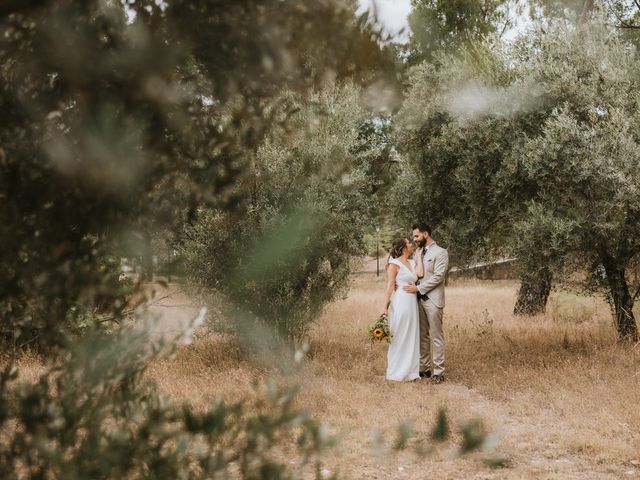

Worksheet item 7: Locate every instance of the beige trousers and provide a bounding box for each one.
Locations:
[419,298,444,376]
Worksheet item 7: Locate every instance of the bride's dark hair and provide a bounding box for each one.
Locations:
[389,237,408,259]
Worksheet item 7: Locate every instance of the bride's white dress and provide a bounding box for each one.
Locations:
[386,258,421,381]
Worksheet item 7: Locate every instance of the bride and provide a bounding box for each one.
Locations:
[380,238,421,382]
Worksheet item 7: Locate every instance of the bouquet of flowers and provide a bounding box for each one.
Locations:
[368,314,392,343]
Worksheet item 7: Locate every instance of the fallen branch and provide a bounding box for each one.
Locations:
[97,289,184,324]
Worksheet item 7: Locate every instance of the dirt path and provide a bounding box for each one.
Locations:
[443,384,635,479]
[310,378,637,479]
[136,282,200,340]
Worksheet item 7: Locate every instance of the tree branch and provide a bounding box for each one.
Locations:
[605,0,640,29]
[498,18,511,39]
[97,288,184,324]
[617,22,640,29]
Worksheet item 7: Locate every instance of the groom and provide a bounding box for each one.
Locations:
[403,223,449,384]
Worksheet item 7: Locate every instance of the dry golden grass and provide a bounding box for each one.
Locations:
[7,270,640,479]
[2,350,47,383]
[145,273,640,479]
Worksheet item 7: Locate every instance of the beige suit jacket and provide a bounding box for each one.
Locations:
[417,242,449,309]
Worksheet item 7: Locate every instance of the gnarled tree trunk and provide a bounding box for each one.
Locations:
[514,267,552,316]
[141,230,153,282]
[602,260,638,342]
[579,0,595,25]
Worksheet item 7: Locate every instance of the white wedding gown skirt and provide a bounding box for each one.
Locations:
[386,259,421,382]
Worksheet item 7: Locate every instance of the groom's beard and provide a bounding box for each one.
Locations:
[416,239,426,248]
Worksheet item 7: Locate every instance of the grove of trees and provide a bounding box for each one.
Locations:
[1,0,640,476]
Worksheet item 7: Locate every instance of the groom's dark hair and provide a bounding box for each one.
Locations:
[412,222,431,235]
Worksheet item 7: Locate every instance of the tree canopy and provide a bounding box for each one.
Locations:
[406,0,511,65]
[394,17,640,339]
[0,0,393,350]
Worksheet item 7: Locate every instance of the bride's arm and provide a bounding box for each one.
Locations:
[381,264,399,317]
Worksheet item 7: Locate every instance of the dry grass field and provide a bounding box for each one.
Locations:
[144,262,640,479]
[9,262,640,479]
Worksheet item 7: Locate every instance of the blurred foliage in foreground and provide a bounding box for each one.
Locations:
[0,316,338,479]
[0,0,397,351]
[0,0,404,477]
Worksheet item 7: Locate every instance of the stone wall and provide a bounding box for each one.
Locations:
[447,258,518,281]
[447,259,640,285]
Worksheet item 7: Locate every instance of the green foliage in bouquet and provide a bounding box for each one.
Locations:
[368,314,392,343]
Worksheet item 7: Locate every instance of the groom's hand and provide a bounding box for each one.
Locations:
[403,283,418,293]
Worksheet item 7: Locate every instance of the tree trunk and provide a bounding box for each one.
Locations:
[602,261,638,342]
[141,230,153,282]
[514,267,552,316]
[579,0,595,25]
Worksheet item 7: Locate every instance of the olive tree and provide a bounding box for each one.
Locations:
[395,18,640,339]
[405,0,513,66]
[515,20,640,340]
[393,43,563,313]
[391,43,533,267]
[179,84,394,340]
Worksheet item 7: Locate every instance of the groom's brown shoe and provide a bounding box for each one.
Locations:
[431,375,444,384]
[419,370,431,378]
